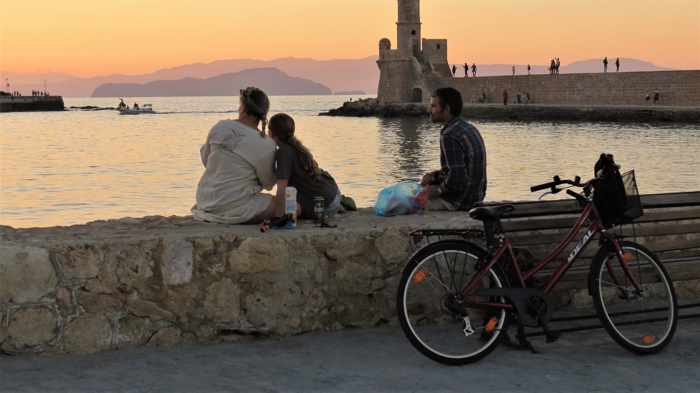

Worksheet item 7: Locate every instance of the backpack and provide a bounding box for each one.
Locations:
[593,153,641,227]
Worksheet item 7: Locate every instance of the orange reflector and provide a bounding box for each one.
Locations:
[642,335,656,345]
[623,252,635,263]
[413,270,428,284]
[485,317,498,333]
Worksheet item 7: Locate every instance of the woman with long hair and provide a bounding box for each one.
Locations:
[192,87,278,224]
[268,113,341,219]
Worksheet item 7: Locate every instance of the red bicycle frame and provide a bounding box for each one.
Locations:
[462,201,642,310]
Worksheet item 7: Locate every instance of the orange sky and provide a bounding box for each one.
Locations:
[1,0,699,76]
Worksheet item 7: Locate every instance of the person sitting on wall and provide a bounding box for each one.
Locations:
[192,87,278,224]
[268,113,342,219]
[420,87,487,211]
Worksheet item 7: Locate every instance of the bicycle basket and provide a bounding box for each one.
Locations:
[593,169,643,227]
[621,170,643,222]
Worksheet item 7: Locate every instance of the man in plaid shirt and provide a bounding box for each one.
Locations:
[421,87,487,210]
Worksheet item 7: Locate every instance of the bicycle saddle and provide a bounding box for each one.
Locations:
[468,204,515,221]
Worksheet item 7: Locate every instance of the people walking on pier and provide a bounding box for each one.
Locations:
[527,64,531,75]
[555,58,561,74]
[616,57,620,72]
[603,57,609,72]
[512,65,516,76]
[464,62,469,77]
[452,65,457,76]
[421,87,486,211]
[471,63,477,77]
[549,59,556,75]
[192,86,277,225]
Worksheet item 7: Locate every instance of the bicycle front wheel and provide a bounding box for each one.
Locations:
[396,240,509,365]
[592,240,678,354]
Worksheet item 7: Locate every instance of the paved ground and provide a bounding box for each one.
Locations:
[2,319,699,393]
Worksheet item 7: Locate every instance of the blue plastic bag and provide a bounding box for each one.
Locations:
[374,181,425,217]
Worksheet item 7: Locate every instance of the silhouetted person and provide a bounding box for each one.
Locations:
[452,65,457,76]
[471,63,477,77]
[512,65,516,76]
[555,58,561,74]
[616,57,620,72]
[653,91,660,103]
[527,64,531,75]
[603,57,609,72]
[464,62,469,77]
[503,90,509,105]
[550,59,556,75]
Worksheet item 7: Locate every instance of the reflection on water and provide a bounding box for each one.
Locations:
[1,96,699,228]
[377,117,440,183]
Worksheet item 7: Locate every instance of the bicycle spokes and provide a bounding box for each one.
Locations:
[401,249,507,360]
[597,246,675,349]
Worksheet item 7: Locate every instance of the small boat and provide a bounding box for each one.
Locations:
[119,104,155,115]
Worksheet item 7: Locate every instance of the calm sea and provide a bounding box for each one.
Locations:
[1,96,699,228]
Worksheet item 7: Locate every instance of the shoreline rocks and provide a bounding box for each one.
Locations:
[320,98,428,117]
[321,98,700,123]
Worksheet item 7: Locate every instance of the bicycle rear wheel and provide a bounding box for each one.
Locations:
[592,240,678,354]
[396,240,509,365]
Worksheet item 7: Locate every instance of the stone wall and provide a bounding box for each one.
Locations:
[1,210,698,355]
[442,70,700,106]
[0,213,452,355]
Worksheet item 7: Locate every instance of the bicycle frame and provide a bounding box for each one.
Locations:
[462,201,641,310]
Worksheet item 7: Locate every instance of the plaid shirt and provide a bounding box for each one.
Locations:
[431,117,487,209]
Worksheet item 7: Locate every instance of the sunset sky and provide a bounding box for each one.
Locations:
[1,0,699,76]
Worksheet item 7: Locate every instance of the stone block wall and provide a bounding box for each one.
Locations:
[1,210,698,355]
[444,70,700,106]
[0,214,434,355]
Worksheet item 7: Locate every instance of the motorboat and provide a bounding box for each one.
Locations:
[119,103,155,115]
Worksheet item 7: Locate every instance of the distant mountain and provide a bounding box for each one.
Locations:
[4,57,674,97]
[91,68,332,97]
[450,58,671,77]
[3,56,379,97]
[560,58,672,73]
[146,56,379,95]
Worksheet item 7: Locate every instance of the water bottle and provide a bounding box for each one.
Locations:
[313,196,325,224]
[285,187,298,229]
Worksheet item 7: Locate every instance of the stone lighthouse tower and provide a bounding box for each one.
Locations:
[397,0,421,57]
[377,0,425,104]
[377,0,450,104]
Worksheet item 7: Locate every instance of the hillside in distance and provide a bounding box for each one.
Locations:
[5,57,674,97]
[91,68,332,97]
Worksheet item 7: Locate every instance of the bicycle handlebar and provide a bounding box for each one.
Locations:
[530,175,583,193]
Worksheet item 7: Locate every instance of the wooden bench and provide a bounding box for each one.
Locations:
[412,191,700,329]
[499,191,700,327]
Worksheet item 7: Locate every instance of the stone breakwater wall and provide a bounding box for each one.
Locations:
[0,96,65,112]
[446,70,700,107]
[320,99,700,123]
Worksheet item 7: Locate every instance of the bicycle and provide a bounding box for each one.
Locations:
[396,172,679,365]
